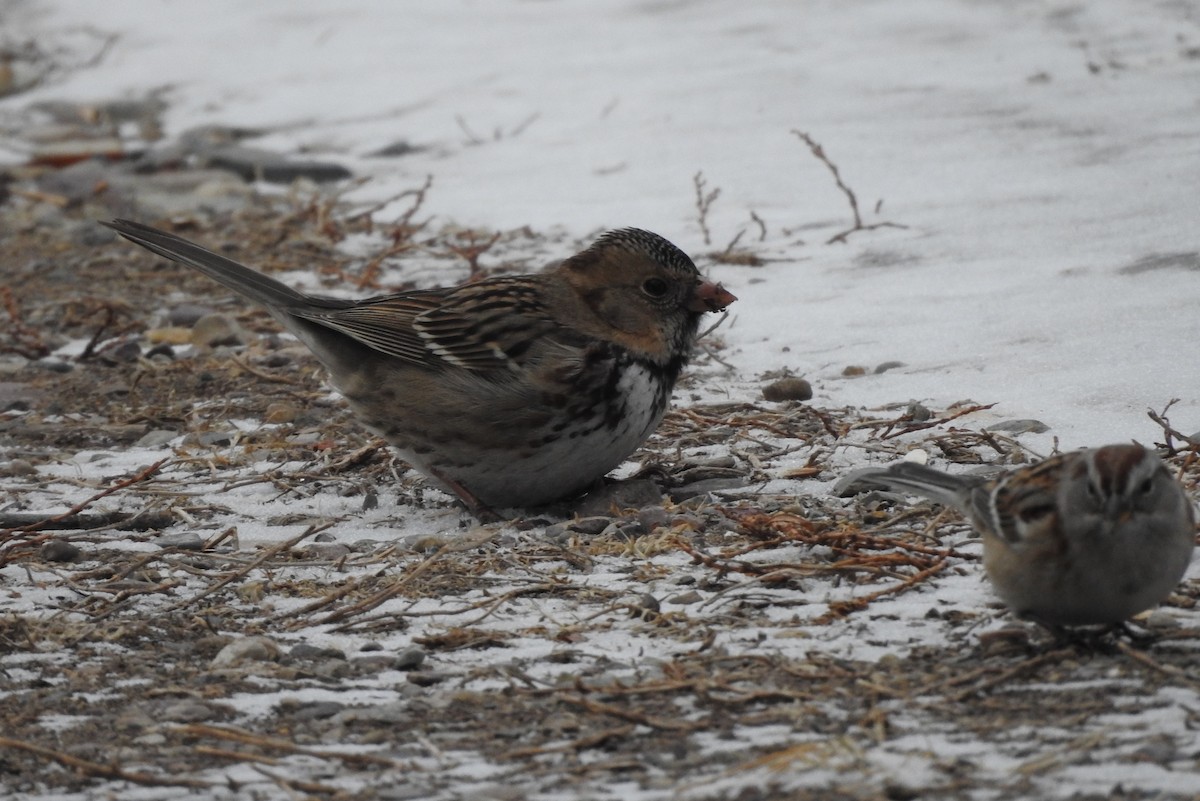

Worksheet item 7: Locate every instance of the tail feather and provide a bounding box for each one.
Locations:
[837,461,983,515]
[103,219,331,311]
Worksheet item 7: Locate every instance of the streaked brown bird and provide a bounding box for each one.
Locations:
[840,444,1196,626]
[104,220,736,517]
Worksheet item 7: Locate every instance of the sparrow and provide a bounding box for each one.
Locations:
[839,444,1196,626]
[103,219,736,517]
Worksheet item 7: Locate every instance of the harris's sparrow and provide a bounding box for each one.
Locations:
[840,444,1196,626]
[104,220,736,517]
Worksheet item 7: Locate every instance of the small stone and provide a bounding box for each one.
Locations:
[669,477,750,501]
[762,377,813,402]
[986,418,1050,434]
[99,340,142,363]
[168,303,216,327]
[156,532,204,550]
[39,540,81,562]
[906,402,932,422]
[196,430,234,447]
[0,381,40,411]
[842,365,867,377]
[204,144,352,184]
[570,517,617,537]
[313,658,352,679]
[353,654,399,672]
[636,506,670,533]
[264,402,298,423]
[298,542,352,560]
[574,479,663,516]
[190,313,244,349]
[331,701,410,725]
[289,643,346,661]
[394,646,427,671]
[1140,609,1180,629]
[144,327,193,346]
[874,361,905,374]
[369,140,428,158]
[160,700,215,723]
[290,701,345,721]
[0,459,37,477]
[211,636,281,668]
[884,781,919,801]
[666,590,703,605]
[135,429,177,448]
[406,671,447,687]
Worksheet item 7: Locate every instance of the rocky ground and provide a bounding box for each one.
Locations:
[2,99,1200,801]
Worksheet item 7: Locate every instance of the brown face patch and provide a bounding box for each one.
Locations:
[1090,443,1147,496]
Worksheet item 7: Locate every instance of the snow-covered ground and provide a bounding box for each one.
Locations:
[11,0,1200,446]
[3,1,1200,799]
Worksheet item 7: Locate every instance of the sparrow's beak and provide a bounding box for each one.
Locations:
[689,281,737,313]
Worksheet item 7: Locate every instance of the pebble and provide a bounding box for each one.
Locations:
[394,646,427,671]
[156,532,204,550]
[636,506,670,533]
[99,339,142,363]
[369,139,428,157]
[38,360,73,374]
[841,365,867,377]
[190,313,244,348]
[560,516,614,537]
[330,701,411,726]
[896,403,928,423]
[159,700,217,723]
[986,418,1050,434]
[668,477,749,501]
[195,430,234,447]
[298,542,352,560]
[210,636,281,668]
[0,459,37,477]
[1140,609,1180,630]
[144,327,193,346]
[636,593,660,613]
[135,429,177,448]
[39,540,81,562]
[574,479,663,516]
[264,402,298,423]
[313,658,352,679]
[353,654,399,673]
[666,590,703,605]
[203,144,352,184]
[0,381,40,411]
[290,701,345,721]
[168,303,217,327]
[762,376,813,402]
[289,643,346,661]
[874,361,905,374]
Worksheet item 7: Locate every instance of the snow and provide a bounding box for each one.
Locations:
[9,0,1200,450]
[3,0,1200,799]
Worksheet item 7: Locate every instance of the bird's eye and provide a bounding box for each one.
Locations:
[642,277,670,298]
[1137,477,1155,496]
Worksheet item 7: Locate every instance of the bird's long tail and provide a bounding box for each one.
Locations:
[103,219,319,311]
[836,461,981,515]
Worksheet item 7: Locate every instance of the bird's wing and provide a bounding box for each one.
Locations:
[297,280,563,371]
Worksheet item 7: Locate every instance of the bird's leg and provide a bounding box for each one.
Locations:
[430,468,504,523]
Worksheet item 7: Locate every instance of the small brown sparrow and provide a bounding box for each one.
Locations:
[840,444,1196,626]
[104,220,735,517]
